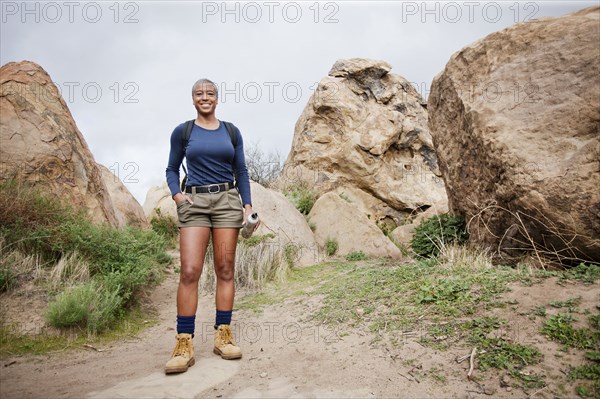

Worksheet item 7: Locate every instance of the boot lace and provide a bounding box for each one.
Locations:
[219,326,235,345]
[172,336,191,357]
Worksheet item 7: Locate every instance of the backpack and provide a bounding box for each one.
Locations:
[180,119,239,192]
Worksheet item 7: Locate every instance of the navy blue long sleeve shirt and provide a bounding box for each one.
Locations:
[165,121,252,206]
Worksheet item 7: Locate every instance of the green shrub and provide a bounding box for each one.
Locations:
[46,281,123,333]
[411,213,469,258]
[284,243,299,268]
[346,251,367,261]
[1,179,169,333]
[284,185,316,215]
[150,208,179,246]
[325,238,338,256]
[0,268,17,292]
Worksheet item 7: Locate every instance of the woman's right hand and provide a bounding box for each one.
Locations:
[173,192,193,206]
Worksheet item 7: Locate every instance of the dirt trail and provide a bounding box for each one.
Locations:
[1,258,598,399]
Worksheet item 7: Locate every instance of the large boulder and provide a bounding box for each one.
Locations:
[428,7,600,263]
[308,192,402,259]
[281,58,447,225]
[98,164,149,228]
[251,182,319,267]
[143,182,177,221]
[331,185,403,226]
[0,61,118,226]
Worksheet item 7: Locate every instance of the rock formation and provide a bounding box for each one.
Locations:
[282,58,447,226]
[428,7,600,263]
[143,182,177,221]
[308,192,402,259]
[251,182,319,267]
[0,61,118,226]
[98,164,149,228]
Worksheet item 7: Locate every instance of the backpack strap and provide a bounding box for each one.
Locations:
[180,120,194,191]
[181,120,195,158]
[222,121,240,186]
[222,121,239,148]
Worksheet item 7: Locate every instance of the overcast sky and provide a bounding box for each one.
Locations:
[1,1,594,203]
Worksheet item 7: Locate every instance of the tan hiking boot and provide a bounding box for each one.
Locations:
[165,333,195,374]
[213,324,242,360]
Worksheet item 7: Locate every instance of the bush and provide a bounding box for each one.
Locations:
[0,268,17,293]
[284,243,299,268]
[346,251,367,261]
[150,208,179,247]
[283,185,317,215]
[411,213,469,258]
[45,281,123,333]
[1,178,170,332]
[325,238,338,256]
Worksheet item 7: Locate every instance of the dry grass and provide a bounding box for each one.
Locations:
[467,203,596,267]
[1,234,92,292]
[0,236,45,291]
[436,243,495,271]
[48,251,91,289]
[200,239,289,292]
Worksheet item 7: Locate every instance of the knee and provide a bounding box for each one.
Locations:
[215,261,234,283]
[179,265,201,285]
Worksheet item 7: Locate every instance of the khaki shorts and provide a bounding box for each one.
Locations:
[176,188,244,229]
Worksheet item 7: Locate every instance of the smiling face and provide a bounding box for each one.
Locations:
[192,80,218,116]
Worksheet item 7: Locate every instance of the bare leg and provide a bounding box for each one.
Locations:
[177,226,211,316]
[212,228,240,310]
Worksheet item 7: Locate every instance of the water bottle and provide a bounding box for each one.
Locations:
[241,213,259,239]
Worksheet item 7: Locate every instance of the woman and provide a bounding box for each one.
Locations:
[164,78,258,374]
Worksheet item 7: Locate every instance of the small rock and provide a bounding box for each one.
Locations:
[483,387,497,396]
[260,372,268,378]
[506,387,512,392]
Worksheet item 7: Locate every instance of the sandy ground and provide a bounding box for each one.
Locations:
[1,256,598,399]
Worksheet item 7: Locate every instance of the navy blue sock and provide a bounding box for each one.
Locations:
[177,315,196,336]
[214,309,232,329]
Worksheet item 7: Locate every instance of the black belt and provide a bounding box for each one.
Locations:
[184,182,236,194]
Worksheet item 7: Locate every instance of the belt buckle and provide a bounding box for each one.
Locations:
[207,184,221,194]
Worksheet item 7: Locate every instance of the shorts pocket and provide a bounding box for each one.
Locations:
[227,190,242,210]
[176,200,191,222]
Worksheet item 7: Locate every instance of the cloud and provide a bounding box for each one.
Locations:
[1,1,591,203]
